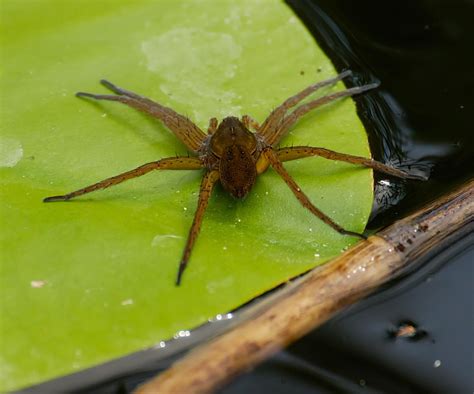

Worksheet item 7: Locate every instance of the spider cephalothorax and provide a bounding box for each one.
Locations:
[44,71,425,285]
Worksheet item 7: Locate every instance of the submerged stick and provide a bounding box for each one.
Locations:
[135,180,474,394]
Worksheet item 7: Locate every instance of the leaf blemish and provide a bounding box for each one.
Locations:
[0,137,23,168]
[152,234,183,247]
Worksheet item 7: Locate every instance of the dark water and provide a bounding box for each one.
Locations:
[21,1,473,393]
[289,0,473,228]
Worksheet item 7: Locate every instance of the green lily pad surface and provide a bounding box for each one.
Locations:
[0,0,373,390]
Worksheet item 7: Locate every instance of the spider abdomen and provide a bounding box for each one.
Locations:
[219,144,256,199]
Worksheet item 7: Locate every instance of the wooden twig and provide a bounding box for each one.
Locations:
[135,180,474,394]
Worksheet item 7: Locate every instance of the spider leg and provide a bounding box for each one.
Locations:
[43,157,203,202]
[267,83,378,146]
[241,115,260,131]
[259,70,353,140]
[208,117,218,135]
[176,170,220,285]
[263,148,366,239]
[100,79,148,100]
[77,81,207,152]
[255,152,271,174]
[277,146,427,180]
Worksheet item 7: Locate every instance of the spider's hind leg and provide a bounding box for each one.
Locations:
[276,146,427,181]
[263,148,367,240]
[43,157,203,202]
[176,170,220,285]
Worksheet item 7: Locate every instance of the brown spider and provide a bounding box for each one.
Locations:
[44,70,424,285]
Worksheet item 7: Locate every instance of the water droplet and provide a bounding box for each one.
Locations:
[121,299,134,306]
[154,341,166,349]
[174,330,191,339]
[433,360,441,368]
[30,280,46,288]
[314,253,320,258]
[209,312,234,323]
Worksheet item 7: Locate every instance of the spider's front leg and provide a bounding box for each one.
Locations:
[259,70,354,142]
[264,82,378,146]
[77,80,207,152]
[241,115,260,131]
[207,118,218,135]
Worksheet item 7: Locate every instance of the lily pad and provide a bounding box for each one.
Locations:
[0,0,373,390]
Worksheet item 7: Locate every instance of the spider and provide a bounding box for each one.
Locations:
[44,70,424,285]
